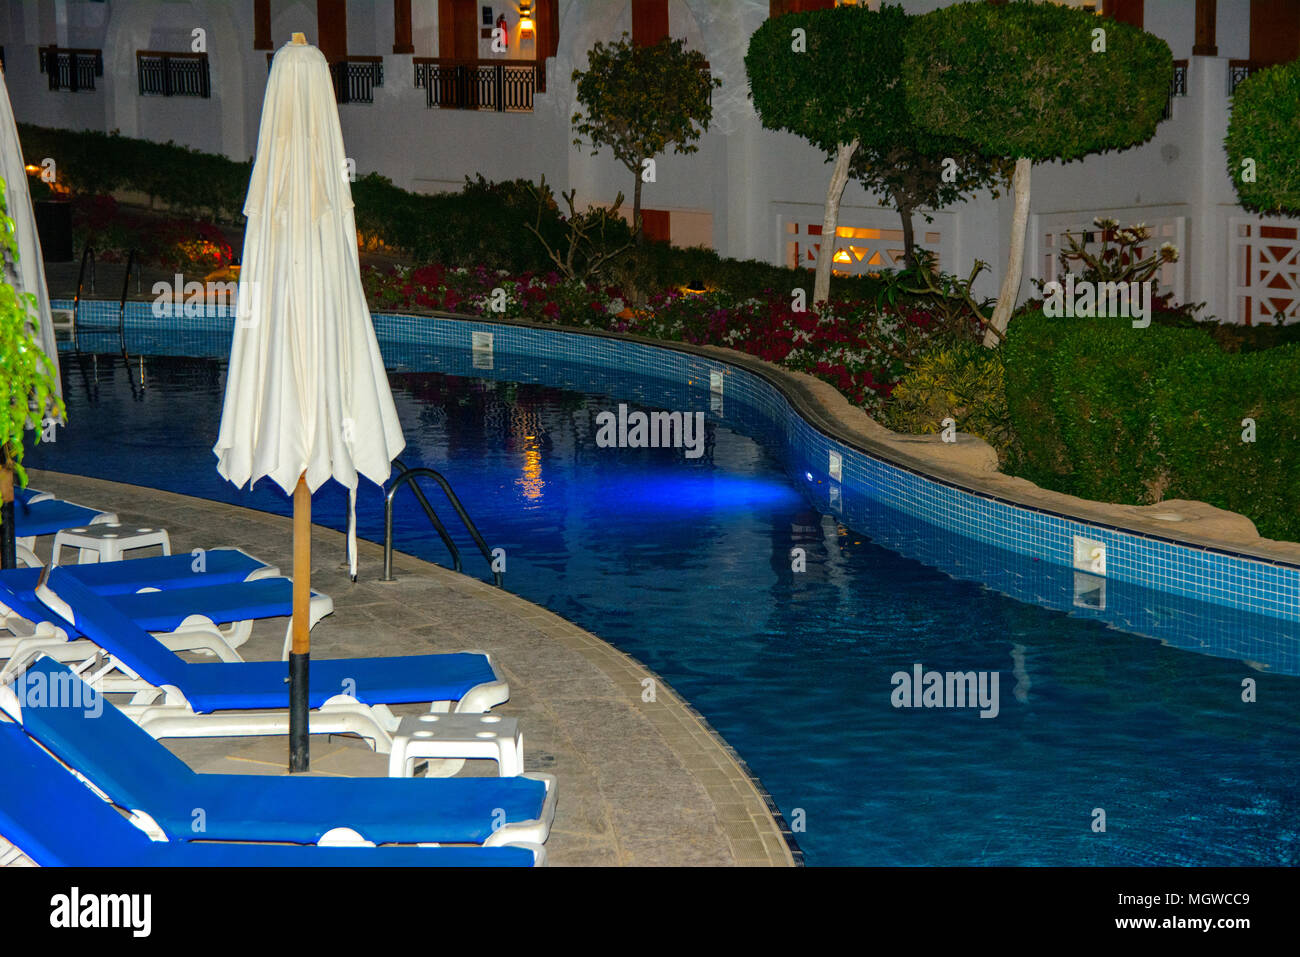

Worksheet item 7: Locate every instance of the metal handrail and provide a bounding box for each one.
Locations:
[382,460,502,586]
[113,248,140,363]
[72,245,94,352]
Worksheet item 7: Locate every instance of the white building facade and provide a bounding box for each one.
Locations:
[2,0,1295,325]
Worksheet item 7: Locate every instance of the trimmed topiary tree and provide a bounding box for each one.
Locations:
[903,1,1171,346]
[1225,58,1300,215]
[0,175,64,566]
[571,34,720,243]
[747,4,899,308]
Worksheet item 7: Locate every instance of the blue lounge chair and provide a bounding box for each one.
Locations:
[1,574,332,657]
[0,723,544,867]
[13,496,117,553]
[17,568,508,750]
[13,487,52,506]
[1,657,556,847]
[0,547,279,595]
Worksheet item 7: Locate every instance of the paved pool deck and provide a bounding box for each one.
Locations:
[24,469,798,867]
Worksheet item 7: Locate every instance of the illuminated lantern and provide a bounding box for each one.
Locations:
[519,2,535,39]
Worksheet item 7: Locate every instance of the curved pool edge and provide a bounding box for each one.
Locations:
[61,296,1300,623]
[413,308,1300,571]
[25,468,801,868]
[362,307,1300,625]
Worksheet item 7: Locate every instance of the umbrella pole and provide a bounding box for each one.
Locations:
[289,474,311,772]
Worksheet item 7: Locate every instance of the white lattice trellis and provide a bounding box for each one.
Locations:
[1033,213,1186,306]
[781,218,944,276]
[1229,217,1300,325]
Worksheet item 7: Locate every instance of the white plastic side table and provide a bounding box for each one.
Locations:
[387,712,522,778]
[51,524,172,566]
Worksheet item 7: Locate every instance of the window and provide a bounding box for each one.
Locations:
[39,47,103,92]
[137,51,211,98]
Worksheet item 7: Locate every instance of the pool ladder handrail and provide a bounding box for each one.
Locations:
[117,248,141,344]
[381,458,503,587]
[71,244,94,351]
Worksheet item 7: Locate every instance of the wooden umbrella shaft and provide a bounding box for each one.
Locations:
[292,476,311,656]
[289,474,311,772]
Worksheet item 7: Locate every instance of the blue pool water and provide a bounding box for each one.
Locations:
[28,338,1300,866]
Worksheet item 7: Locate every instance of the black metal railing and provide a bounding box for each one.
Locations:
[71,245,95,350]
[415,58,538,112]
[265,53,384,105]
[1229,59,1258,97]
[39,46,103,92]
[137,50,211,97]
[382,460,503,586]
[1163,59,1188,120]
[331,57,383,104]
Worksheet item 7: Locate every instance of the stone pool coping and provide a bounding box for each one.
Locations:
[55,296,1300,569]
[24,469,800,868]
[392,307,1300,571]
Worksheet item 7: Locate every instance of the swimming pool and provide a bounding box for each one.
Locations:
[29,326,1300,866]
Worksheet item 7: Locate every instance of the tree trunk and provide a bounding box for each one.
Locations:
[814,138,860,312]
[898,201,916,270]
[986,156,1033,348]
[0,451,15,571]
[633,160,644,245]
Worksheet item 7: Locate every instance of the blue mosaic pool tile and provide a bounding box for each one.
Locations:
[60,299,1300,626]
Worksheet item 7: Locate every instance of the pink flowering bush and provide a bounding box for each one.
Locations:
[362,263,981,413]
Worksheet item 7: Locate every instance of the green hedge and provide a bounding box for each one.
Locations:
[19,124,252,222]
[1004,309,1300,541]
[21,124,892,300]
[1153,344,1300,540]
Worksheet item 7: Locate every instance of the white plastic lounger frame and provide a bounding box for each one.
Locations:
[0,635,510,759]
[0,559,290,653]
[15,506,119,557]
[122,583,332,655]
[0,686,549,861]
[0,618,247,669]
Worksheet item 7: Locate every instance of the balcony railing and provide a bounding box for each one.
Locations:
[331,57,383,104]
[414,58,540,112]
[264,54,384,104]
[1162,59,1188,120]
[39,46,103,92]
[1229,59,1258,97]
[137,51,211,98]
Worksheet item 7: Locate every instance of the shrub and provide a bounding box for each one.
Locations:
[880,342,1013,460]
[1048,318,1216,503]
[1002,309,1299,540]
[1225,58,1300,215]
[18,124,251,221]
[1153,344,1300,541]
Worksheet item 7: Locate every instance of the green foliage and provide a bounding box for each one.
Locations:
[18,124,251,222]
[572,33,718,173]
[1049,318,1215,504]
[1051,218,1179,286]
[571,32,719,236]
[1001,310,1299,541]
[902,1,1171,162]
[609,238,887,303]
[1225,59,1300,214]
[1152,345,1300,541]
[351,173,568,271]
[747,5,905,157]
[0,176,65,498]
[881,342,1014,459]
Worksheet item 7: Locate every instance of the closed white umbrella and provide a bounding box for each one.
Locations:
[214,34,405,771]
[0,65,61,400]
[1,65,62,571]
